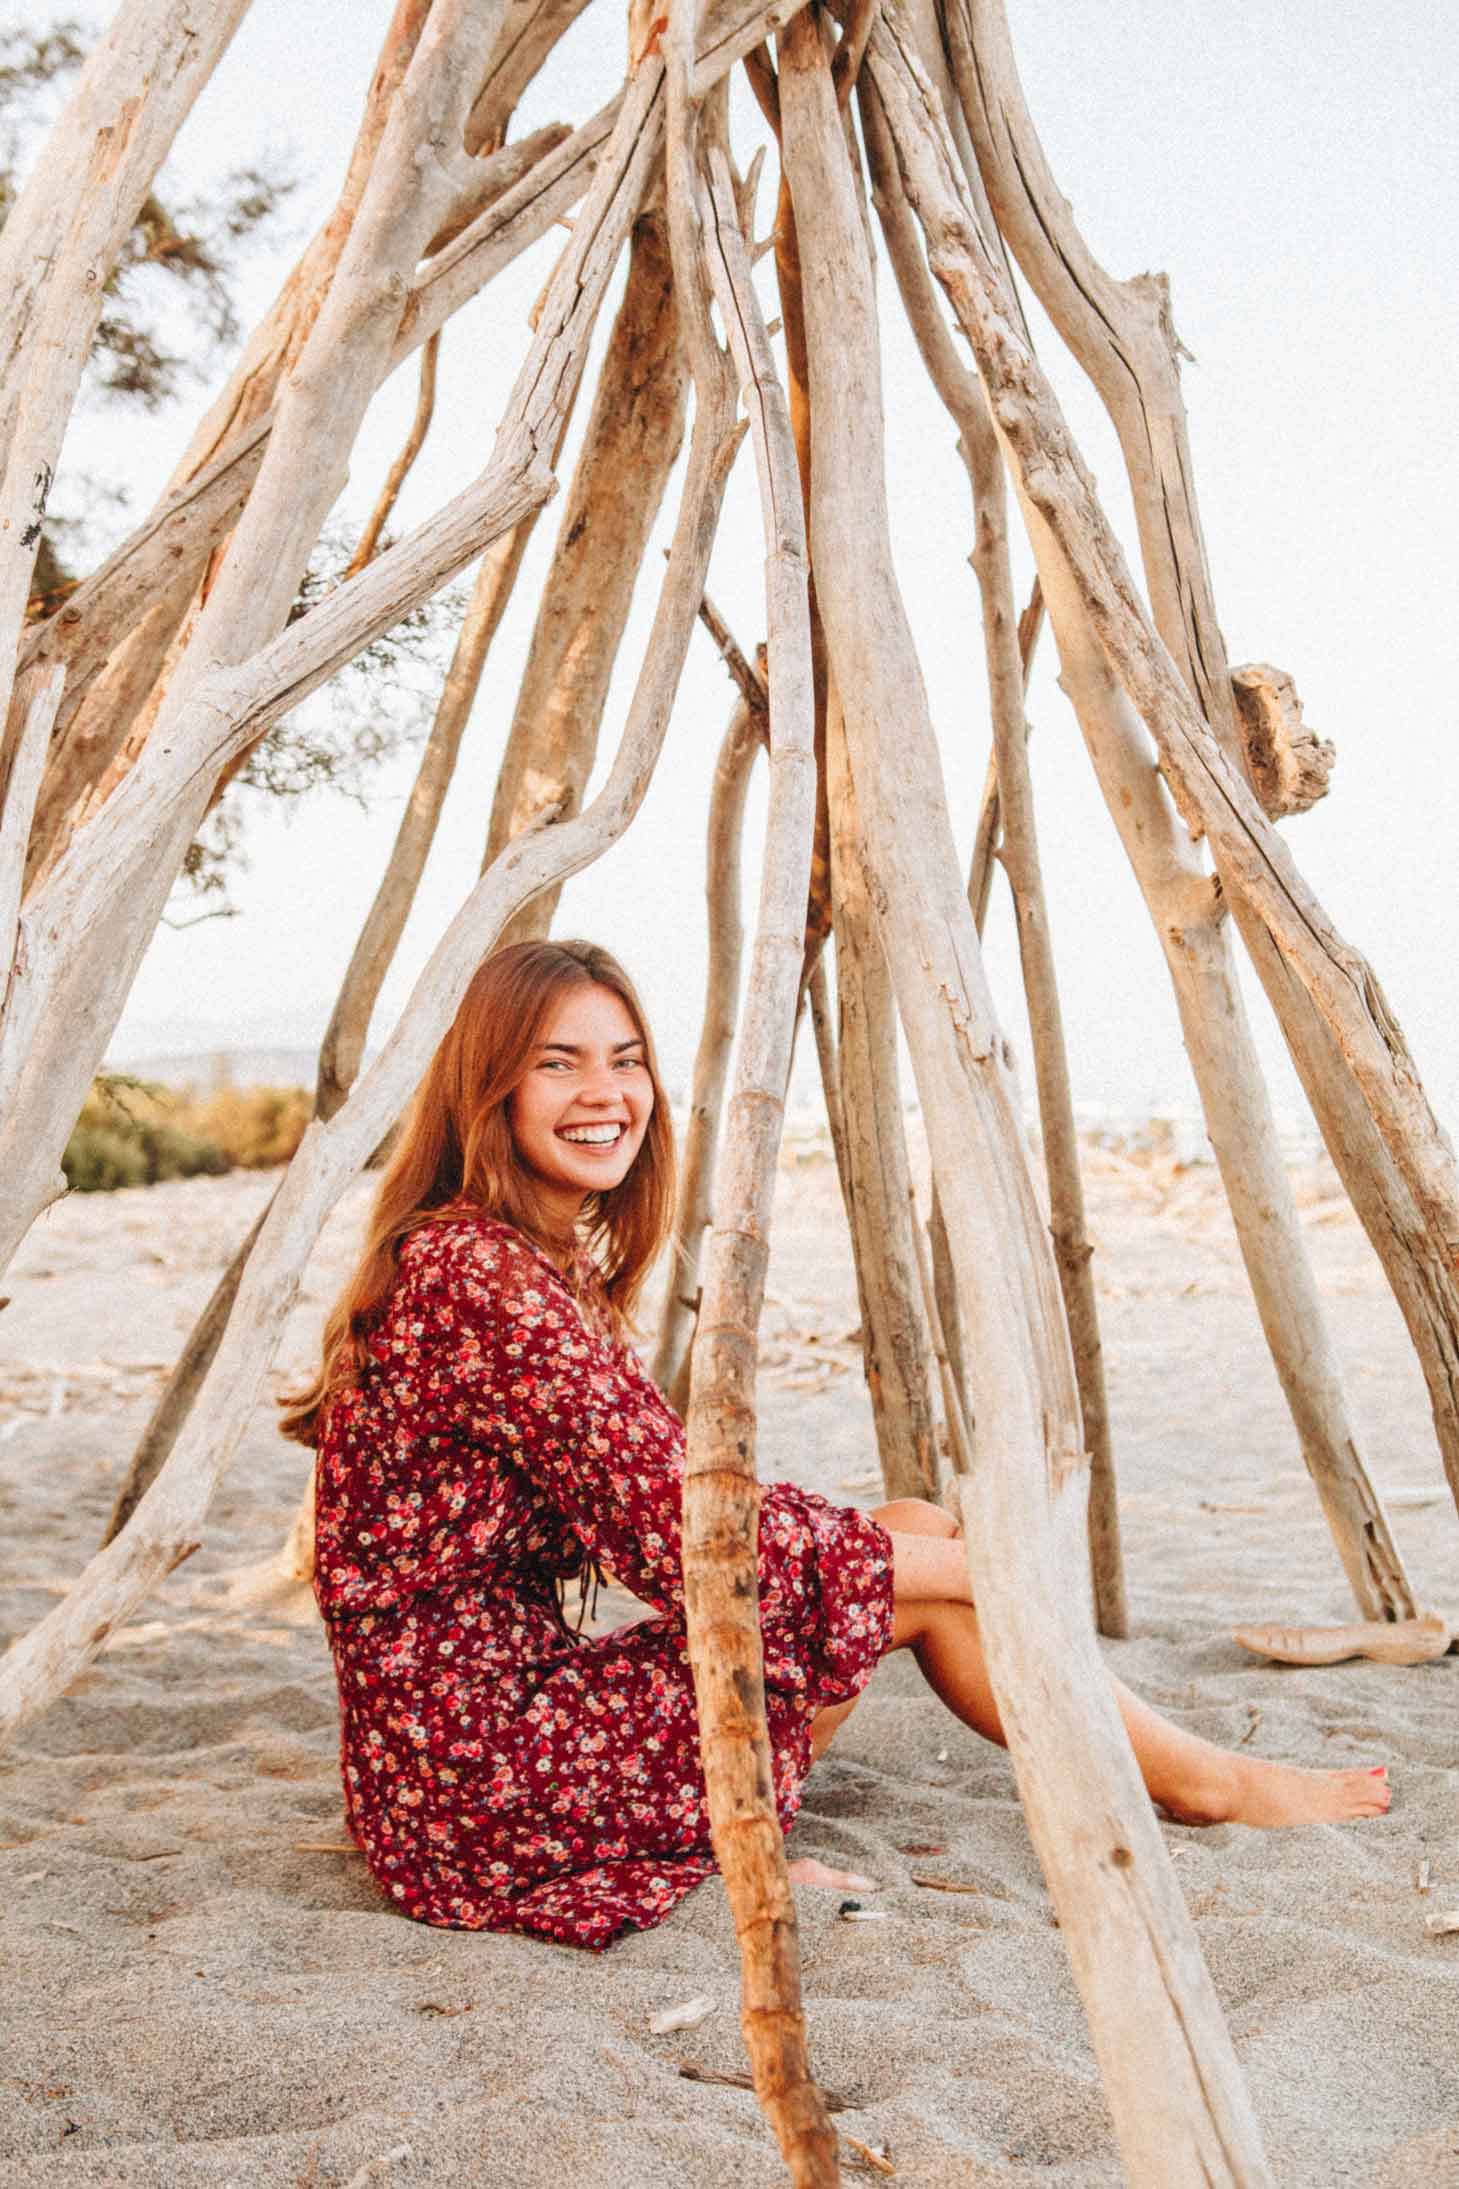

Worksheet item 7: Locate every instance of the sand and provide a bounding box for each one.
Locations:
[2,1132,1457,2186]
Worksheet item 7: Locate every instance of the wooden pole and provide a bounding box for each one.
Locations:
[482,191,689,929]
[665,15,835,2169]
[874,9,1431,1609]
[652,696,766,1405]
[0,54,742,1746]
[779,24,1273,2178]
[860,70,1124,1626]
[825,686,940,1501]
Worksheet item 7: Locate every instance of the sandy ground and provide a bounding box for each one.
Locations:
[2,1129,1457,2187]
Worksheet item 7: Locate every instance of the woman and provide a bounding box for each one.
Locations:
[283,939,1390,1951]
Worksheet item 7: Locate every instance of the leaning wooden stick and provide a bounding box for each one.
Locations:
[907,1184,975,1480]
[779,21,1272,2178]
[862,67,1125,1630]
[666,12,833,2171]
[652,696,765,1406]
[946,0,1459,1538]
[866,8,1417,1628]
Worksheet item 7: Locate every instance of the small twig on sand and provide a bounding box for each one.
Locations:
[676,2061,855,2113]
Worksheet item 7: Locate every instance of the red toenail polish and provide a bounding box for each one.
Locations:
[1370,1767,1387,1776]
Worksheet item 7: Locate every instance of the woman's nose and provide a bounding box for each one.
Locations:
[579,1063,622,1103]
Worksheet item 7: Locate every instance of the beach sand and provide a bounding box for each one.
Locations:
[2,1132,1457,2186]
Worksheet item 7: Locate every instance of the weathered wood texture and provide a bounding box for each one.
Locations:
[21,113,592,875]
[0,0,253,751]
[483,195,689,932]
[781,22,1273,2180]
[0,50,744,1751]
[876,5,1417,1619]
[0,56,668,1280]
[826,689,940,1503]
[861,69,1123,1627]
[652,695,766,1406]
[666,17,833,2169]
[946,0,1459,1535]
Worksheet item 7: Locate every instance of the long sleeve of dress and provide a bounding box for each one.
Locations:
[423,1216,894,1709]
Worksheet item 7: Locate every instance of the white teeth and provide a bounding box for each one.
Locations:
[559,1125,623,1146]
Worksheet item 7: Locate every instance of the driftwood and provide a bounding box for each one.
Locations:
[872,6,1418,1625]
[1230,663,1336,822]
[483,191,689,932]
[0,0,252,754]
[826,691,940,1502]
[345,331,444,578]
[779,25,1272,2180]
[5,7,1458,2179]
[0,49,745,1753]
[943,0,1459,1542]
[21,112,600,877]
[652,695,766,1405]
[22,0,592,852]
[861,69,1123,1629]
[666,19,830,2169]
[0,58,668,1280]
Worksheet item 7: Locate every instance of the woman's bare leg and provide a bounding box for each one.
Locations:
[807,1498,1391,1827]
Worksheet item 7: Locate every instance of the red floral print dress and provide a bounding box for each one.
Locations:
[312,1209,895,1950]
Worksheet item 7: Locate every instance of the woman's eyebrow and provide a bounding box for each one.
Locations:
[535,1037,646,1055]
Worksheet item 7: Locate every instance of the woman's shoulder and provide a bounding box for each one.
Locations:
[397,1206,566,1297]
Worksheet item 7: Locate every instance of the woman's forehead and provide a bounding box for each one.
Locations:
[536,981,642,1047]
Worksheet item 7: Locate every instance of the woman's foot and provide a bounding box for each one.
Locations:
[786,1857,877,1891]
[1162,1755,1392,1829]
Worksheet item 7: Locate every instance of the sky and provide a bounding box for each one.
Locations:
[26,0,1459,1140]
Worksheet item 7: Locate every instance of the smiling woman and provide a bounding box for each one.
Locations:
[274,936,1390,1953]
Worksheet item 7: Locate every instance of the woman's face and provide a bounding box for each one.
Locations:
[506,981,655,1231]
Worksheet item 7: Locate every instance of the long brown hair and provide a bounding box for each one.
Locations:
[280,939,675,1446]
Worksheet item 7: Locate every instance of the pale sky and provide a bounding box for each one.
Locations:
[32,1,1458,1139]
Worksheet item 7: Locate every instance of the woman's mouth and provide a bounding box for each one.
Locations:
[556,1123,627,1152]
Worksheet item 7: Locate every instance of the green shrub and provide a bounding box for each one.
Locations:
[60,1076,309,1192]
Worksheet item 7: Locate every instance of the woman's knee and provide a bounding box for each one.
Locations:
[874,1496,958,1540]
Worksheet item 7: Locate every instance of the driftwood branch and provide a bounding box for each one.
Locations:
[873,7,1419,1622]
[482,185,689,936]
[0,0,252,747]
[826,687,940,1502]
[0,55,741,1749]
[860,65,1124,1630]
[652,696,765,1404]
[780,21,1273,2178]
[667,16,833,2171]
[346,331,444,576]
[0,58,670,1278]
[21,111,606,873]
[943,0,1459,1541]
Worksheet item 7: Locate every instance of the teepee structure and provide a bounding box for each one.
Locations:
[3,3,1456,2180]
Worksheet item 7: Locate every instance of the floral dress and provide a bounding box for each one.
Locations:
[312,1208,895,1950]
